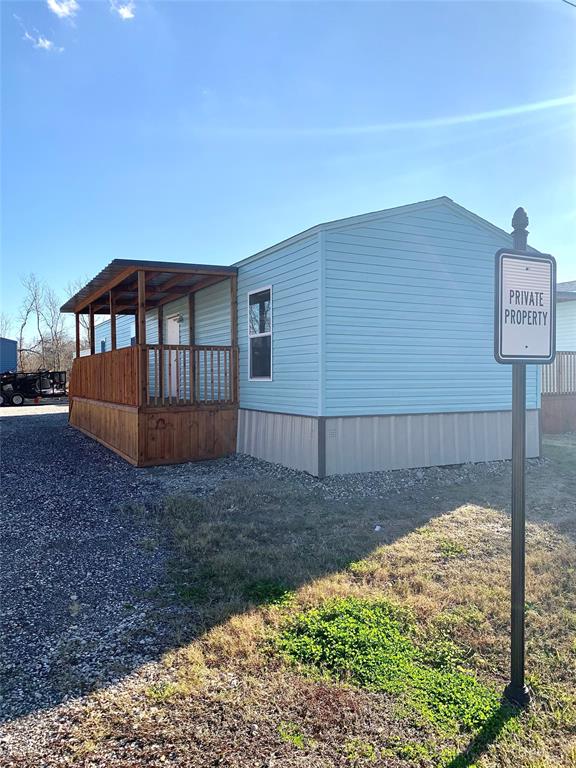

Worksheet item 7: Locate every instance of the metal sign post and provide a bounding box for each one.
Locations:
[494,208,556,707]
[508,357,528,705]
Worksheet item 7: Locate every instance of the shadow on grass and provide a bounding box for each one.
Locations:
[1,421,573,728]
[445,702,520,768]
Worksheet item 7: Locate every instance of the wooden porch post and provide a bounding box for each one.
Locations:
[137,270,147,406]
[230,274,238,403]
[75,313,80,358]
[188,292,195,402]
[89,304,95,355]
[110,291,117,351]
[157,304,164,401]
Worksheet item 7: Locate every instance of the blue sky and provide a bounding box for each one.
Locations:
[2,0,575,326]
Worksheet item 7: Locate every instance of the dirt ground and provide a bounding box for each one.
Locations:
[0,401,70,417]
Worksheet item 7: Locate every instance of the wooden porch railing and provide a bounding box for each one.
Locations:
[542,351,576,395]
[143,344,238,406]
[70,344,238,407]
[70,346,139,405]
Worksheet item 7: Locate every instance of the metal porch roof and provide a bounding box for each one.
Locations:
[60,259,237,314]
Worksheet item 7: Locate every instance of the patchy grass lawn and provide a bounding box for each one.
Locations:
[18,438,576,766]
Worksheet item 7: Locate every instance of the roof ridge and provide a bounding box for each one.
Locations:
[232,197,454,267]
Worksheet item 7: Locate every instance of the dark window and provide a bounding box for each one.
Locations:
[248,288,272,380]
[100,339,106,353]
[250,335,271,379]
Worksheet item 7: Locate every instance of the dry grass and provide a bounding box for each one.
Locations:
[10,438,576,766]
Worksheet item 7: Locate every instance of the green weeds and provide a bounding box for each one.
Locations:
[276,597,511,736]
[439,539,468,559]
[277,720,313,749]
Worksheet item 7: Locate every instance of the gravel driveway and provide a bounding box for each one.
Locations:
[0,405,291,723]
[1,406,169,722]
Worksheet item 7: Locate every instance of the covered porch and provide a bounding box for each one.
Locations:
[61,259,239,466]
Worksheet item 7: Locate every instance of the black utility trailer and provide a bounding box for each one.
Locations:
[0,369,67,406]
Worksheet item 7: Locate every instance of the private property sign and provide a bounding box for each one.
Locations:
[495,212,557,708]
[494,249,556,364]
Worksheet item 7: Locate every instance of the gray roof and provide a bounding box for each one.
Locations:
[557,279,576,302]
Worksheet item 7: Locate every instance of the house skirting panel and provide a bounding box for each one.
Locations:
[325,410,540,475]
[237,408,540,477]
[237,409,319,475]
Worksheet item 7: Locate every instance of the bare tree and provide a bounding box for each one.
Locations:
[39,287,69,369]
[17,274,41,370]
[17,273,75,372]
[0,312,13,339]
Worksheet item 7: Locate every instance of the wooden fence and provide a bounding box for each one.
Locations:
[541,351,576,395]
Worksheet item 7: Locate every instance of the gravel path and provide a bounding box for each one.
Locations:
[0,407,307,724]
[0,405,544,731]
[0,408,168,723]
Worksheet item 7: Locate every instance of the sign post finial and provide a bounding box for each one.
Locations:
[512,207,529,251]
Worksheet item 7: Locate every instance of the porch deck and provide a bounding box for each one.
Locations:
[63,260,239,467]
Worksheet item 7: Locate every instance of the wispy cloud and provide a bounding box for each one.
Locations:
[217,94,576,139]
[340,94,576,136]
[46,0,79,20]
[110,0,135,20]
[14,15,64,53]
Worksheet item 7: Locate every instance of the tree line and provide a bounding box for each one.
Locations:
[1,274,91,374]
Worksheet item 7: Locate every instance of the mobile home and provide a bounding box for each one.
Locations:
[61,196,541,474]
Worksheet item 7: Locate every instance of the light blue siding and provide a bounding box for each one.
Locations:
[237,234,320,416]
[89,199,544,421]
[94,316,134,351]
[146,309,159,344]
[93,300,189,352]
[192,281,233,399]
[323,200,539,416]
[195,279,231,345]
[556,301,576,351]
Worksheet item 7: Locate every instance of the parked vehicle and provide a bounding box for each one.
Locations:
[0,369,67,406]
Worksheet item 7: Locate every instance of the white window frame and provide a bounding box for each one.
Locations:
[247,286,273,382]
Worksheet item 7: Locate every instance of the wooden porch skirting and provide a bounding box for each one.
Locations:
[541,394,576,435]
[70,397,238,467]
